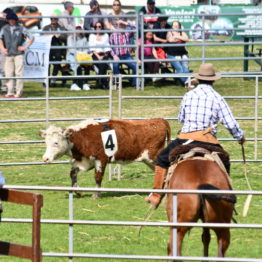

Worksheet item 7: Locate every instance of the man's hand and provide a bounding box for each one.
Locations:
[239,136,246,145]
[1,47,7,56]
[18,46,26,52]
[113,55,120,61]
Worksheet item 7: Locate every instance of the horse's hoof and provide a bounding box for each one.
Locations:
[75,191,83,197]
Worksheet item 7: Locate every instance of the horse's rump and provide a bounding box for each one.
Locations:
[166,158,235,258]
[168,142,230,172]
[166,159,235,224]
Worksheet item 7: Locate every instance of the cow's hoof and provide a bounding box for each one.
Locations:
[91,193,100,199]
[75,191,84,197]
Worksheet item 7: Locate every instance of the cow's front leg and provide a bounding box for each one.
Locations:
[70,166,82,196]
[92,163,106,199]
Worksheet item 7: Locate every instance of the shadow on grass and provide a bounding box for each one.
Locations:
[65,191,147,199]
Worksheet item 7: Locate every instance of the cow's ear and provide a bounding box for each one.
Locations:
[39,130,46,138]
[63,128,73,138]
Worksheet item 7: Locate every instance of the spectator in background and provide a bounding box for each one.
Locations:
[0,8,13,93]
[138,31,159,82]
[139,0,161,29]
[89,21,111,90]
[58,1,75,32]
[109,20,137,88]
[58,1,76,78]
[153,16,172,73]
[108,0,126,30]
[43,13,67,87]
[84,0,110,32]
[166,20,190,87]
[0,12,34,98]
[67,26,91,91]
[0,8,12,29]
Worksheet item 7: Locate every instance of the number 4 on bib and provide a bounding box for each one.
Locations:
[101,130,118,157]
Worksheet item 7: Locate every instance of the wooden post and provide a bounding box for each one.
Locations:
[0,188,43,262]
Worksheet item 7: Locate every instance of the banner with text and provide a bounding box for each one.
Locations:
[24,35,52,82]
[137,5,262,41]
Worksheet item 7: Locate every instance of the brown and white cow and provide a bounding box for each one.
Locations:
[39,118,171,198]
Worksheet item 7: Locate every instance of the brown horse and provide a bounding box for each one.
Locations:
[166,158,236,261]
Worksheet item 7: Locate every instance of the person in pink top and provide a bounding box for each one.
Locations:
[138,32,159,82]
[138,31,159,80]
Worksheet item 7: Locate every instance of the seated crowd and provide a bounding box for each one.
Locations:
[0,0,195,94]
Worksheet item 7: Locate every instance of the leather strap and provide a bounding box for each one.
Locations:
[177,130,219,144]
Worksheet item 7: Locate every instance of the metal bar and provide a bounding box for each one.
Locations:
[3,158,262,167]
[2,218,262,229]
[41,252,262,261]
[68,192,73,262]
[172,194,177,257]
[254,77,259,160]
[2,185,262,195]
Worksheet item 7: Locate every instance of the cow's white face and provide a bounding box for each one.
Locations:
[40,126,71,163]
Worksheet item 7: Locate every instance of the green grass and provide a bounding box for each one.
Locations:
[0,44,262,261]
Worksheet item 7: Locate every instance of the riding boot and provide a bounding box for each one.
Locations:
[145,166,168,208]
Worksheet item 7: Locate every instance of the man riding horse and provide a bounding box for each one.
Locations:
[145,63,246,208]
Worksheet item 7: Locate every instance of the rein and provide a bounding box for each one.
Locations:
[241,143,253,217]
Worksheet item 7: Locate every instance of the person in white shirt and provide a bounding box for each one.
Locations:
[67,26,91,91]
[145,63,246,208]
[89,21,111,89]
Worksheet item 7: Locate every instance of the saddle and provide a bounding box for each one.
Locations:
[169,142,230,174]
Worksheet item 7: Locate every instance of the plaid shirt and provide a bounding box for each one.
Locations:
[109,31,132,57]
[178,84,244,140]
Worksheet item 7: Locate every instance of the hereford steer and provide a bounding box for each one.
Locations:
[40,119,171,198]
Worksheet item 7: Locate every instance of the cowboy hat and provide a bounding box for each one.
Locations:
[193,63,221,81]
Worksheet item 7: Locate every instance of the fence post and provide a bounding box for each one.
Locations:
[68,191,74,262]
[172,193,177,258]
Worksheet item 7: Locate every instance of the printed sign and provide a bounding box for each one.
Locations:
[24,35,52,82]
[101,130,118,157]
[137,5,262,41]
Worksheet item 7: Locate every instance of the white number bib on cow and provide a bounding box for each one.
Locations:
[101,130,118,157]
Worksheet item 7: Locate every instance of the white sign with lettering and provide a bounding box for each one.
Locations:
[24,35,52,82]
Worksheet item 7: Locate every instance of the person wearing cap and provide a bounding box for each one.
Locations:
[0,8,13,92]
[43,12,67,87]
[84,0,110,31]
[0,12,34,98]
[145,63,246,208]
[139,0,161,29]
[58,1,75,32]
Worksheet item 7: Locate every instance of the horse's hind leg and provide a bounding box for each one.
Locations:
[167,227,188,262]
[202,227,211,258]
[214,228,230,257]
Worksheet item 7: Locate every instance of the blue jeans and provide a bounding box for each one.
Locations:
[113,54,137,86]
[167,54,189,83]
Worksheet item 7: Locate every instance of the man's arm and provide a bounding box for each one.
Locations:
[218,97,244,141]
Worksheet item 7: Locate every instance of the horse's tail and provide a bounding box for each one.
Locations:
[198,184,237,204]
[198,184,237,222]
